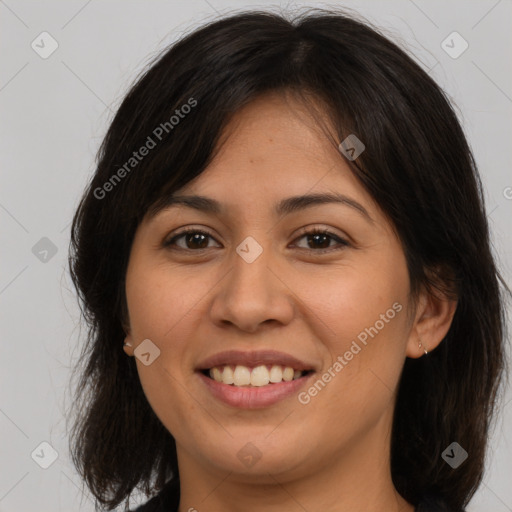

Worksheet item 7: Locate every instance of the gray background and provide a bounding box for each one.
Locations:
[1,0,511,510]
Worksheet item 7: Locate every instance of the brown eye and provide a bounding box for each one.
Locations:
[164,229,220,250]
[163,227,349,254]
[293,228,349,253]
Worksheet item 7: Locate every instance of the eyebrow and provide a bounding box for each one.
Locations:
[154,192,373,223]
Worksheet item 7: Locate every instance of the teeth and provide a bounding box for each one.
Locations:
[282,367,294,382]
[269,364,283,383]
[208,364,306,386]
[211,367,222,382]
[233,365,251,386]
[250,365,270,386]
[222,365,234,384]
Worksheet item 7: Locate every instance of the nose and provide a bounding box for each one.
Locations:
[209,239,295,333]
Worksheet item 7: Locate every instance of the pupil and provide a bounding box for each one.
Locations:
[187,233,208,249]
[309,233,329,249]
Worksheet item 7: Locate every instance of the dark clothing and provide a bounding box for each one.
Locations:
[132,479,465,512]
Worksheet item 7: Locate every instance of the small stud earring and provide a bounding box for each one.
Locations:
[418,339,428,355]
[124,341,132,348]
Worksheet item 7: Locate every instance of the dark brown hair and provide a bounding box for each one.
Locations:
[67,7,509,511]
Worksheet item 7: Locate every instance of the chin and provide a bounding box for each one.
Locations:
[194,431,314,479]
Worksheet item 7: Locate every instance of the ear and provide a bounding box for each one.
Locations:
[123,335,135,356]
[406,281,457,359]
[121,314,135,357]
[120,299,135,356]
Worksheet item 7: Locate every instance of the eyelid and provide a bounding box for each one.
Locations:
[163,226,220,248]
[291,226,350,251]
[163,224,351,253]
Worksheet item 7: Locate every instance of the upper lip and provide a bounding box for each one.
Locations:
[196,350,316,372]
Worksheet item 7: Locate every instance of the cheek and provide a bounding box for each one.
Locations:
[297,259,409,354]
[295,254,410,409]
[124,259,193,404]
[124,260,205,431]
[125,260,192,342]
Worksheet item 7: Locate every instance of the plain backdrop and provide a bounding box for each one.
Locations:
[1,1,511,511]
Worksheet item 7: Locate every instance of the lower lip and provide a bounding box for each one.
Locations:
[197,371,314,409]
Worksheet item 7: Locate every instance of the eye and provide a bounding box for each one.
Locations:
[163,227,350,253]
[163,228,220,250]
[292,227,350,253]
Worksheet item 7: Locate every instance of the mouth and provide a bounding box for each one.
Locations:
[195,350,316,408]
[200,365,314,387]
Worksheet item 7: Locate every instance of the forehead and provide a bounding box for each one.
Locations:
[142,90,390,235]
[175,91,365,201]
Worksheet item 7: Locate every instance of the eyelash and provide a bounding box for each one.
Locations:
[163,227,350,254]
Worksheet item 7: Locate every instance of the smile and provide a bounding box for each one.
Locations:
[196,349,317,408]
[205,364,310,386]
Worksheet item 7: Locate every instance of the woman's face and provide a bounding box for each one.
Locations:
[124,91,420,483]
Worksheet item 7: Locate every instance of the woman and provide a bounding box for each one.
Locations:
[67,7,509,512]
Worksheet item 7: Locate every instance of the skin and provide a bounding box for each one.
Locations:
[123,90,456,512]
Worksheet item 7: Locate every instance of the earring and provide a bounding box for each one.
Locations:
[124,341,132,348]
[418,339,428,355]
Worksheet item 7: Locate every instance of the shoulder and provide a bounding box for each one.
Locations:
[130,479,180,512]
[416,493,466,512]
